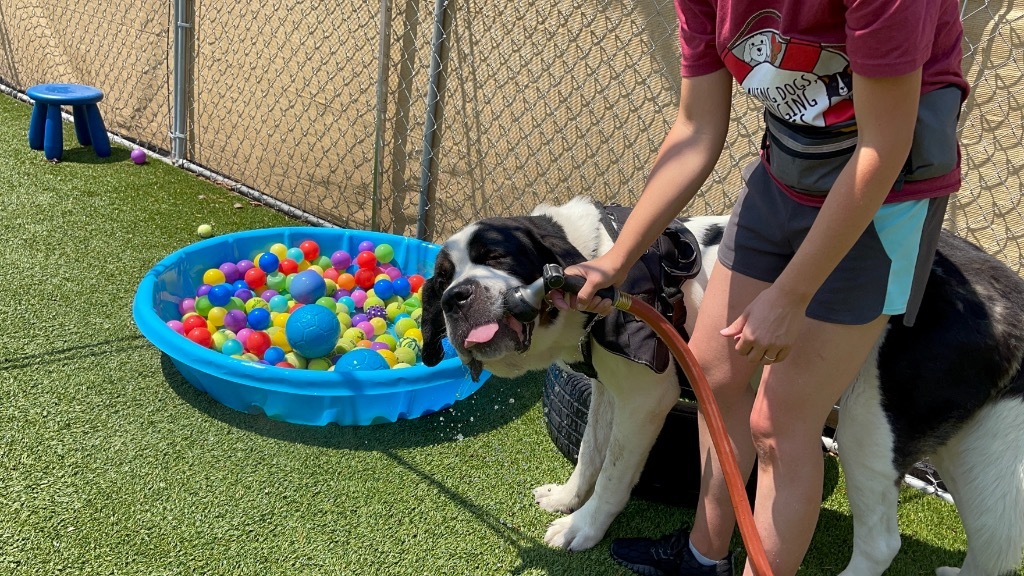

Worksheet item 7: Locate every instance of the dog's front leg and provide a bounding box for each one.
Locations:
[534,373,613,514]
[543,365,678,551]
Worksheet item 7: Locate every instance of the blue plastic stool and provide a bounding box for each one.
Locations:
[26,84,111,161]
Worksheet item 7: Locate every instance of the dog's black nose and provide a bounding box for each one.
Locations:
[441,283,474,313]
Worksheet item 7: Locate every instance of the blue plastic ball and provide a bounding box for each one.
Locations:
[247,307,272,330]
[289,269,327,304]
[334,347,390,371]
[263,346,286,365]
[207,283,233,307]
[373,278,395,299]
[257,252,280,273]
[391,277,411,298]
[285,304,341,359]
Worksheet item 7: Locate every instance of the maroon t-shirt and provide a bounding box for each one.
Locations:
[675,0,969,204]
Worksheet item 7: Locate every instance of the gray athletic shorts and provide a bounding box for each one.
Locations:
[717,161,948,327]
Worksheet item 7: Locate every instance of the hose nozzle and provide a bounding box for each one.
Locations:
[503,263,625,322]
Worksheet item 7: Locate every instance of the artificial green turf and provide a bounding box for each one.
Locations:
[0,93,1005,575]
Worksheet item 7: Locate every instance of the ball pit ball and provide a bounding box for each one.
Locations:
[358,240,375,253]
[221,338,243,356]
[245,330,272,357]
[187,327,213,347]
[285,304,342,359]
[299,240,320,262]
[331,250,352,269]
[335,347,390,371]
[257,252,280,273]
[197,224,214,238]
[289,269,327,304]
[131,148,147,164]
[374,244,394,263]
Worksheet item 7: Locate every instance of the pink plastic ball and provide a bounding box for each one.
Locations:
[178,298,196,315]
[166,320,185,335]
[356,321,376,338]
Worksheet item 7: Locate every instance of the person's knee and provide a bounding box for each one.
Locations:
[748,410,781,465]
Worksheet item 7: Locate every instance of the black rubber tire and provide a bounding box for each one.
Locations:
[543,363,757,508]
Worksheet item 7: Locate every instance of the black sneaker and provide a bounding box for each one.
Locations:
[610,528,733,576]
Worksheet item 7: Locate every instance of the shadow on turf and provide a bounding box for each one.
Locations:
[161,353,542,451]
[0,335,150,372]
[49,146,132,164]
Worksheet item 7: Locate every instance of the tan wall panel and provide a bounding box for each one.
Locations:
[0,0,171,150]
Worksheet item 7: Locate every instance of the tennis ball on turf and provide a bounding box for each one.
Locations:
[197,224,214,238]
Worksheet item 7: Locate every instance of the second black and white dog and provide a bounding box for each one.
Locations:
[420,196,1024,575]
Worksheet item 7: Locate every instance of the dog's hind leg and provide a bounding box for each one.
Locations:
[534,368,613,514]
[836,360,903,576]
[542,355,679,551]
[931,399,1024,576]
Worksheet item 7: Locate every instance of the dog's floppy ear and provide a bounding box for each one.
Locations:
[420,249,454,367]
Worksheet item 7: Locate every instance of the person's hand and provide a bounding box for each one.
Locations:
[720,285,808,365]
[549,255,625,316]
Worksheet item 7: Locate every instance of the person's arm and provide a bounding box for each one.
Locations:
[560,68,733,310]
[723,68,923,364]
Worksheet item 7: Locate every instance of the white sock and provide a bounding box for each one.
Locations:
[689,539,719,566]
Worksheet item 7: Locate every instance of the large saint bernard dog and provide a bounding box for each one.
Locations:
[420,196,1024,576]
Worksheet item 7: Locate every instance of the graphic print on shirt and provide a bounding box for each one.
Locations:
[722,11,853,128]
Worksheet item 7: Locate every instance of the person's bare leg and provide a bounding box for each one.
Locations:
[741,315,888,576]
[687,264,769,560]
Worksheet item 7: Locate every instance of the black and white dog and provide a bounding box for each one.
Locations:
[420,196,1024,575]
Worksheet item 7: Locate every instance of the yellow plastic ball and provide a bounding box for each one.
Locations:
[267,327,292,352]
[207,307,227,327]
[376,349,399,368]
[369,317,388,337]
[272,312,290,329]
[203,269,226,285]
[403,328,423,345]
[269,243,288,260]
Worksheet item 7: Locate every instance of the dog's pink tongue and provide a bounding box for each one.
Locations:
[465,323,499,347]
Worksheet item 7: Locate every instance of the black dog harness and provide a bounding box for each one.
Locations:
[569,204,702,378]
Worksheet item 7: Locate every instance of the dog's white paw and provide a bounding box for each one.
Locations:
[533,483,579,514]
[934,568,960,576]
[543,513,603,551]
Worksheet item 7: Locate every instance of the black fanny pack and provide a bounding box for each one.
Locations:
[762,85,963,195]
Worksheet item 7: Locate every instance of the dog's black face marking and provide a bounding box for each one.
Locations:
[420,215,588,380]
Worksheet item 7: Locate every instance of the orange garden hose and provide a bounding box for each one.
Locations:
[611,292,774,576]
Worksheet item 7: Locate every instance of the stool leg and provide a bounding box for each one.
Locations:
[28,102,47,150]
[84,104,111,158]
[44,103,64,161]
[72,105,92,146]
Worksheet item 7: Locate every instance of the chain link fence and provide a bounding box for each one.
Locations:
[0,0,1021,271]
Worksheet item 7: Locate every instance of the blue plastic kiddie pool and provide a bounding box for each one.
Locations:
[133,227,488,426]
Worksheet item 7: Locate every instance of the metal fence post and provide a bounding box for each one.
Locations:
[416,0,451,239]
[171,0,192,162]
[372,0,392,232]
